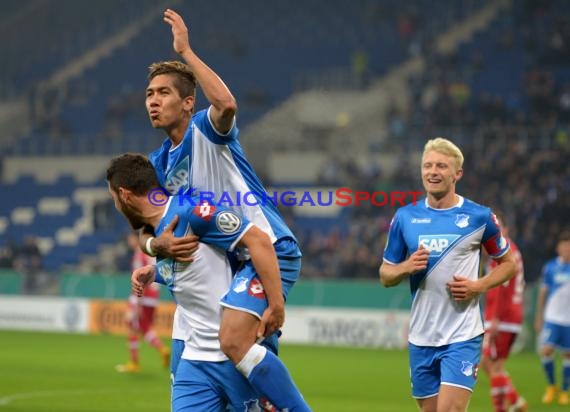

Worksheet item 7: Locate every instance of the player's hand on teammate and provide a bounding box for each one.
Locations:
[163,9,191,56]
[257,302,285,339]
[132,264,156,297]
[446,275,483,301]
[405,244,430,274]
[153,215,199,262]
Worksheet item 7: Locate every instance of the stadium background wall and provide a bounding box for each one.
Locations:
[0,270,538,350]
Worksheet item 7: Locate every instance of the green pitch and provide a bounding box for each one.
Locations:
[0,330,566,411]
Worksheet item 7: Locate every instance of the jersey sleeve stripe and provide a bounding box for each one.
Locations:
[228,222,254,252]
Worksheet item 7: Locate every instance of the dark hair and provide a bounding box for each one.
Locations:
[106,153,160,195]
[148,60,197,100]
[558,230,570,243]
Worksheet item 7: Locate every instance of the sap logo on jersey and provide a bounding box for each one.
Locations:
[164,156,190,193]
[418,234,460,257]
[554,272,570,284]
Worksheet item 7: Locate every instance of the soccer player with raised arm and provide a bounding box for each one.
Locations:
[534,230,570,406]
[480,213,527,412]
[138,8,302,383]
[107,153,310,412]
[379,137,516,412]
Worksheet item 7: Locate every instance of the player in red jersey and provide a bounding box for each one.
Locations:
[481,213,527,412]
[116,233,170,373]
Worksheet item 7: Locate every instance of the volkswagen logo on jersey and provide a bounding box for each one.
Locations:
[455,214,470,228]
[216,211,242,234]
[418,234,460,257]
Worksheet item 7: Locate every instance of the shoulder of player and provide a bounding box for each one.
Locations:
[397,199,426,214]
[192,107,239,143]
[459,196,488,211]
[190,108,209,125]
[540,258,557,274]
[459,197,496,222]
[188,201,243,224]
[149,137,173,159]
[387,200,423,226]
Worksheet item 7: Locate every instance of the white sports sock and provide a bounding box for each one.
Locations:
[235,344,267,378]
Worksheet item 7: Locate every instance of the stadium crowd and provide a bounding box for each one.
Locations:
[296,0,570,281]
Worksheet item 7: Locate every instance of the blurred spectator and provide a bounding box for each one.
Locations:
[305,6,570,280]
[14,236,43,294]
[351,49,370,88]
[93,198,116,231]
[0,240,16,269]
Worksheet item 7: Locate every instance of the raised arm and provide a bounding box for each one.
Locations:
[163,8,237,133]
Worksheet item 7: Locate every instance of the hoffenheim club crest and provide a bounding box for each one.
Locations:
[455,214,469,228]
[233,276,249,293]
[461,361,474,376]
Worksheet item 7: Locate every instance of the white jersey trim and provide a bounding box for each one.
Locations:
[421,224,485,285]
[219,302,262,320]
[424,195,464,210]
[206,106,236,137]
[162,196,174,218]
[382,257,399,265]
[229,222,254,252]
[169,141,182,152]
[440,382,473,392]
[490,245,510,259]
[413,392,439,400]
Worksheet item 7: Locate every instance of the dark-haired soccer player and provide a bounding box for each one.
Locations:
[139,9,301,386]
[107,153,310,411]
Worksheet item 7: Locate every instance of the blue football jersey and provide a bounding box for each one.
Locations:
[152,196,252,362]
[383,196,509,346]
[541,257,570,300]
[541,257,570,325]
[154,196,252,288]
[148,107,297,248]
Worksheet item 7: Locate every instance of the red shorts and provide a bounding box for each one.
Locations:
[128,304,156,333]
[482,331,518,360]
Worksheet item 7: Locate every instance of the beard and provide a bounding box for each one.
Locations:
[125,213,144,230]
[117,198,145,230]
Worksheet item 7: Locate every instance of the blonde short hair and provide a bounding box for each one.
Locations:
[423,137,464,170]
